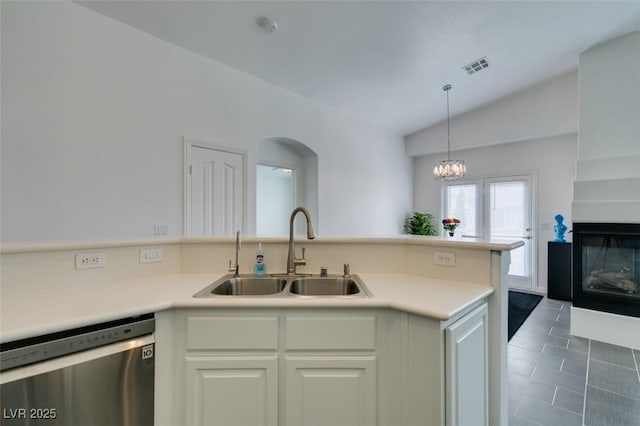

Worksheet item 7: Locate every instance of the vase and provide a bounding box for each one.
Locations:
[448,231,455,237]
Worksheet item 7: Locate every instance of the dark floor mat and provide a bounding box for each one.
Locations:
[508,290,543,340]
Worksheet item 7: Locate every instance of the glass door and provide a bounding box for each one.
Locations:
[443,175,534,290]
[485,176,533,289]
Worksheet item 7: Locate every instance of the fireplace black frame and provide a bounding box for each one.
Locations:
[572,222,640,318]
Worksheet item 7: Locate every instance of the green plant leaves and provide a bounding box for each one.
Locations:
[404,212,437,236]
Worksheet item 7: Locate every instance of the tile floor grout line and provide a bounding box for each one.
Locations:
[551,385,559,405]
[525,391,588,419]
[512,298,640,426]
[585,383,640,402]
[581,339,591,426]
[512,412,544,426]
[510,298,590,425]
[587,356,639,371]
[633,349,640,385]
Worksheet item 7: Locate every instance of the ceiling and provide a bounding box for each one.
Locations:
[77,1,640,136]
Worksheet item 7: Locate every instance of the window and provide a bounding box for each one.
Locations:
[443,183,479,237]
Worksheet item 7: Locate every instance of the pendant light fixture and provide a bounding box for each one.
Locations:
[433,84,466,180]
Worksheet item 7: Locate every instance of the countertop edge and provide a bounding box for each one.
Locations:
[1,235,523,254]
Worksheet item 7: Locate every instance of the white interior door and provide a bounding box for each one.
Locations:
[485,176,533,289]
[185,142,244,236]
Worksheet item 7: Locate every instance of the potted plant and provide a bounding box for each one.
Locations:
[404,212,437,236]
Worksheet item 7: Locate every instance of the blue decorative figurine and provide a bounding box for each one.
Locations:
[553,214,567,242]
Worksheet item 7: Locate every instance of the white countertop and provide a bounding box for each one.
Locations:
[0,272,493,343]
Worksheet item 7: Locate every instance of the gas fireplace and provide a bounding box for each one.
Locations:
[572,223,640,318]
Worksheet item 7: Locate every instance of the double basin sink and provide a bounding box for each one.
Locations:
[194,274,372,298]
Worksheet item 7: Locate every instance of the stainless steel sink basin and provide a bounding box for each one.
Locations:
[194,276,287,297]
[289,277,361,296]
[194,274,371,298]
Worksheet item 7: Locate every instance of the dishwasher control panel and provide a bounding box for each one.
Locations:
[0,314,155,371]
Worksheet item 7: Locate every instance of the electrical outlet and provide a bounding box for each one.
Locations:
[75,252,106,269]
[154,224,168,236]
[139,248,163,264]
[434,251,456,267]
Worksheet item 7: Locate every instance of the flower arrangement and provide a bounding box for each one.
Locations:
[442,218,461,236]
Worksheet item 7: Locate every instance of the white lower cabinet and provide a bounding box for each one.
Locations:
[177,310,378,426]
[181,314,279,426]
[283,356,376,426]
[184,356,278,426]
[445,304,488,426]
[283,313,378,426]
[168,304,488,426]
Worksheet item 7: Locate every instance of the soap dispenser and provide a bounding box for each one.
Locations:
[254,243,267,276]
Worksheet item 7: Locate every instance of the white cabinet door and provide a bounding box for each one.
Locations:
[445,304,488,426]
[283,356,376,426]
[184,356,278,426]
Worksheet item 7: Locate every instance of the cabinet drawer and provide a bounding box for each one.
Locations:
[187,316,278,350]
[285,316,376,350]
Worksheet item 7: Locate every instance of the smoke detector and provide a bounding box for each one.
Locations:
[257,17,278,34]
[462,57,490,75]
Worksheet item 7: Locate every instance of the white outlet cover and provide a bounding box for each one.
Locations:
[433,251,456,267]
[75,252,107,269]
[139,248,163,263]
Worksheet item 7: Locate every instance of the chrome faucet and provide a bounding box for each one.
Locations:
[287,207,315,274]
[228,230,241,277]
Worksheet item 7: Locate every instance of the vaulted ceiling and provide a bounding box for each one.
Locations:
[78,1,640,136]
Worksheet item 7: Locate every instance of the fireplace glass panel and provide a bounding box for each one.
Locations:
[573,223,640,317]
[581,235,640,300]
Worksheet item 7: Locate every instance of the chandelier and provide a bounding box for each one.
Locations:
[433,84,466,180]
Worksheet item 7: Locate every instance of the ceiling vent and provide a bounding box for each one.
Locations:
[463,57,490,75]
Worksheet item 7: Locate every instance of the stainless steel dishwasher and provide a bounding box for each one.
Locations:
[0,313,155,426]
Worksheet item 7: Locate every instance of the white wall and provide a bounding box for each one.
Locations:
[0,1,411,243]
[413,135,577,293]
[406,71,578,157]
[570,31,640,351]
[579,31,640,161]
[572,31,640,224]
[408,71,580,293]
[414,135,577,292]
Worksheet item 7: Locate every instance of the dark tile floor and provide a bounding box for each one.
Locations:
[508,297,640,426]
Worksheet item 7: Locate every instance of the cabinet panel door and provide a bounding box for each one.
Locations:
[445,304,488,426]
[187,316,279,350]
[284,356,376,426]
[285,316,376,350]
[184,356,278,426]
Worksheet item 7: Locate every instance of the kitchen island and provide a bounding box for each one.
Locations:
[1,236,521,426]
